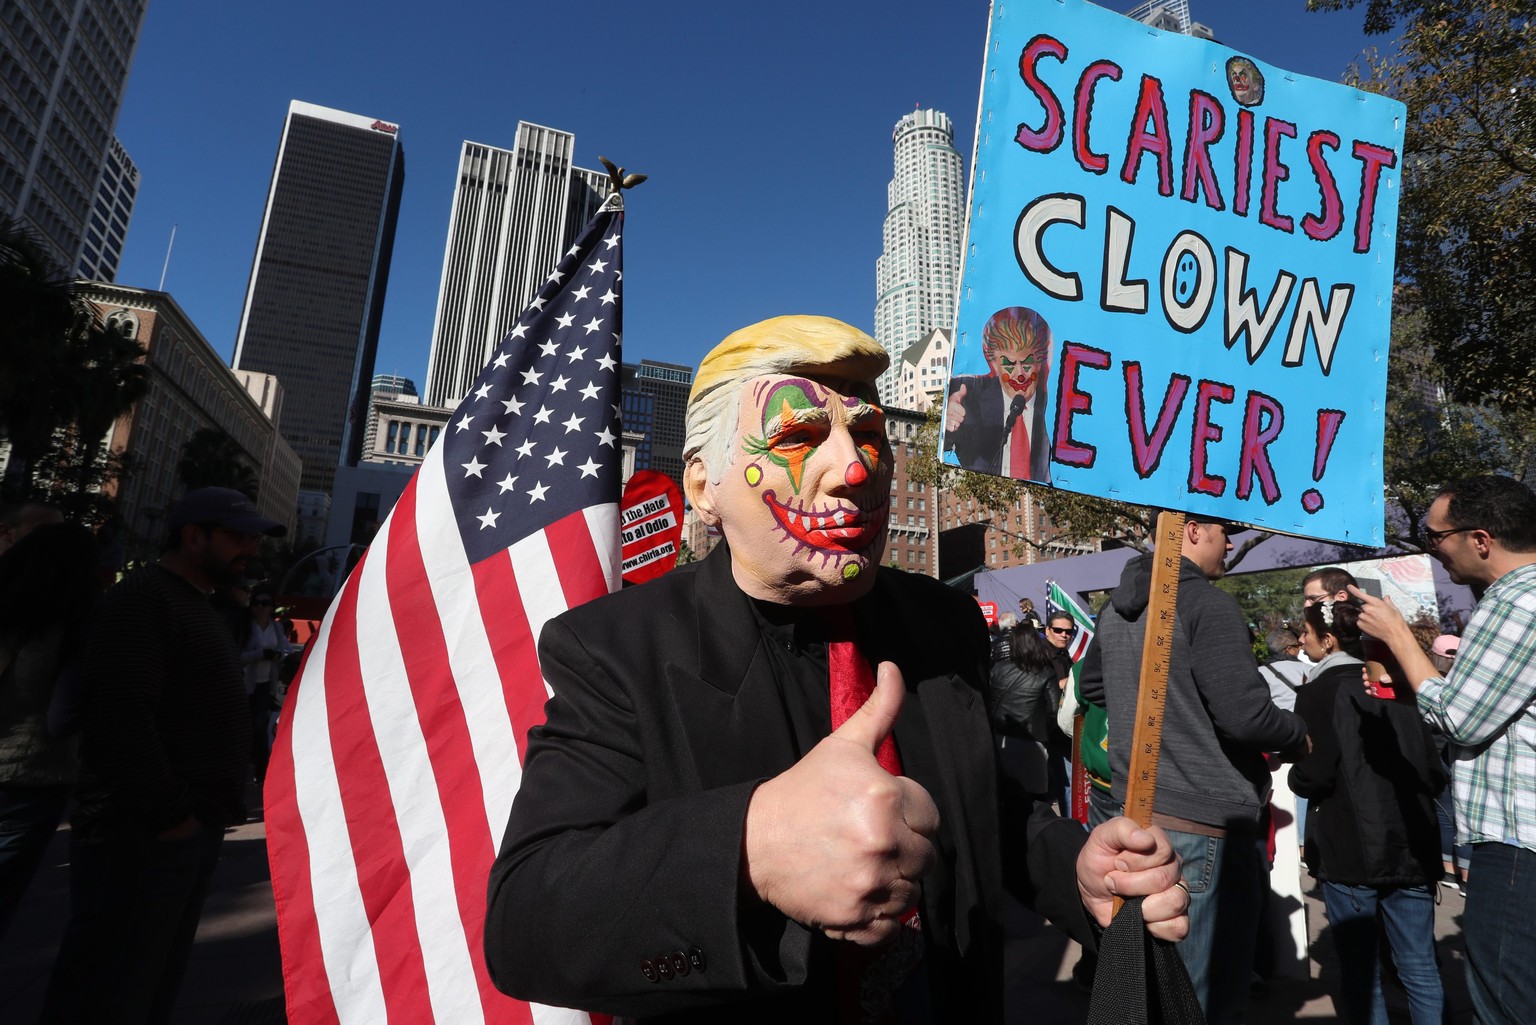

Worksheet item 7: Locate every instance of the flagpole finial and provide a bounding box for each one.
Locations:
[597,155,647,196]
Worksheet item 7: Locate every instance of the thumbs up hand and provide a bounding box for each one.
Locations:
[946,383,968,430]
[742,662,939,946]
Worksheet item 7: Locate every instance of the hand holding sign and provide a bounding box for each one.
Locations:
[742,662,937,946]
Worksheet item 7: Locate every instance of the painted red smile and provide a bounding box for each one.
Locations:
[762,491,889,553]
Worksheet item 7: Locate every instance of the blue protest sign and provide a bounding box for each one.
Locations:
[944,0,1404,545]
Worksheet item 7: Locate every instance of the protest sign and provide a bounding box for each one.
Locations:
[943,0,1404,545]
[620,470,683,584]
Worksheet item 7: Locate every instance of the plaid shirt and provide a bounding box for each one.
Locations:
[1417,562,1536,850]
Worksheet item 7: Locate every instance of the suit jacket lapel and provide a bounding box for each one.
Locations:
[856,572,995,953]
[667,545,801,789]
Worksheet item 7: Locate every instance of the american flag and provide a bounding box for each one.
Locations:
[265,201,625,1025]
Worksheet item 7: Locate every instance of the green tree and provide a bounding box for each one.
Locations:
[1314,0,1536,414]
[0,217,86,495]
[1380,309,1533,549]
[0,219,148,518]
[176,427,259,497]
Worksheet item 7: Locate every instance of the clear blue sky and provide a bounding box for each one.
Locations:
[112,1,1391,390]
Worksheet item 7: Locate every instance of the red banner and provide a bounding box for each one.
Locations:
[620,471,683,584]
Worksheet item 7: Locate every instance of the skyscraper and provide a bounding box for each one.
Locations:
[621,360,692,486]
[232,100,405,494]
[423,121,606,408]
[1,0,148,275]
[1126,0,1216,40]
[873,108,965,404]
[77,134,137,281]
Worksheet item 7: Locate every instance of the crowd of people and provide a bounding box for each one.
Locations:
[3,315,1533,1025]
[979,475,1536,1025]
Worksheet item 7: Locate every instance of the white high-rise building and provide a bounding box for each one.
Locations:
[423,122,606,408]
[1,1,148,275]
[873,109,965,404]
[1125,1,1216,40]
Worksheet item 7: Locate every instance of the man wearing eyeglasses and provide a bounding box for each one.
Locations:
[1301,566,1356,610]
[42,488,287,1022]
[1353,475,1536,1025]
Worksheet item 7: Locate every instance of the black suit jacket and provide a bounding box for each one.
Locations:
[943,374,1052,482]
[486,546,1090,1023]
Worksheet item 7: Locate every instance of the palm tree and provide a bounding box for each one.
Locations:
[0,217,86,496]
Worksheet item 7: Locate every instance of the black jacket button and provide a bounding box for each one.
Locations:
[656,955,674,979]
[670,950,689,976]
[640,959,658,983]
[688,946,707,972]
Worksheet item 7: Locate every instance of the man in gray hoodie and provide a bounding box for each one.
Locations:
[1079,513,1308,1025]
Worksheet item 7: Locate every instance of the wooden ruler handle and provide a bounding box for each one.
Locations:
[1115,511,1186,914]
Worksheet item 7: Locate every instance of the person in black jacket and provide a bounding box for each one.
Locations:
[1288,600,1446,1025]
[989,623,1057,800]
[486,316,1189,1023]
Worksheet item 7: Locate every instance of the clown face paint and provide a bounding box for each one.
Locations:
[706,373,891,604]
[982,306,1052,400]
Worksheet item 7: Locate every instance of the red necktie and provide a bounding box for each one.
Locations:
[826,607,901,775]
[825,607,920,1024]
[1009,412,1031,478]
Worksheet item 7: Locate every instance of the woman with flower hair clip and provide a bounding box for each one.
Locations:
[1289,599,1447,1025]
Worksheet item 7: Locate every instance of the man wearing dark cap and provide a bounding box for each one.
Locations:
[1078,513,1308,1025]
[42,488,286,1023]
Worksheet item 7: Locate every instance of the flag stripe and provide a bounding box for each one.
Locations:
[415,447,527,832]
[584,504,620,585]
[322,544,440,1025]
[471,551,545,767]
[280,558,395,1025]
[509,528,574,698]
[384,478,532,1025]
[547,506,612,610]
[265,648,344,1025]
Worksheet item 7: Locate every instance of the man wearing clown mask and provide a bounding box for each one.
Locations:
[943,306,1053,482]
[487,316,1185,1023]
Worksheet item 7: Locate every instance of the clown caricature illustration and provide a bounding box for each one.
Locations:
[943,306,1053,483]
[1226,56,1265,107]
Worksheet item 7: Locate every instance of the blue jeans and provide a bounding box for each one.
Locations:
[1320,881,1442,1025]
[1167,826,1265,1025]
[1464,842,1536,1025]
